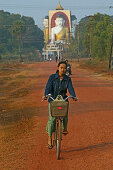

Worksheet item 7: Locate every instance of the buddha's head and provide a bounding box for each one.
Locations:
[43,16,49,28]
[55,14,65,27]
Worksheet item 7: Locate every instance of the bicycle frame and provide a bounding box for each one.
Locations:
[53,118,63,159]
[42,94,78,159]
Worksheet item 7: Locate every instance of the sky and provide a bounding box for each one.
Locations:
[0,0,113,29]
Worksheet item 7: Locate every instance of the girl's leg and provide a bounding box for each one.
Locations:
[46,103,56,137]
[63,103,69,133]
[63,115,68,131]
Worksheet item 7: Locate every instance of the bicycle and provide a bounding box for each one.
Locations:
[42,94,78,159]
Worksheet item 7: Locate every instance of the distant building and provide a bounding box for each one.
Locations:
[42,1,77,60]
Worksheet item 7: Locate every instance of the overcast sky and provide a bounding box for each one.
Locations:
[0,0,113,29]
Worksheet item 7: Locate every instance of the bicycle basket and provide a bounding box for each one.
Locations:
[50,100,69,117]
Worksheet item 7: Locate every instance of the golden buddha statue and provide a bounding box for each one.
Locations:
[50,14,69,44]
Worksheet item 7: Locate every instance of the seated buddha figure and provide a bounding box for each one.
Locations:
[50,14,69,44]
[43,17,49,44]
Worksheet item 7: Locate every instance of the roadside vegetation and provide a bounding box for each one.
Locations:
[66,13,113,71]
[0,10,44,62]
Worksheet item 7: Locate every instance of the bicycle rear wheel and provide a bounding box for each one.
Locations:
[56,119,62,159]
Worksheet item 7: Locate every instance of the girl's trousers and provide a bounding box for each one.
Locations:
[46,103,68,136]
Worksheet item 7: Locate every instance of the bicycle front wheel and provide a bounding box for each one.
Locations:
[56,119,62,159]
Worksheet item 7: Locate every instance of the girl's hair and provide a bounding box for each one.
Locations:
[57,61,67,68]
[56,61,67,73]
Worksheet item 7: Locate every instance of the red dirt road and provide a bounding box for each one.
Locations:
[0,61,113,170]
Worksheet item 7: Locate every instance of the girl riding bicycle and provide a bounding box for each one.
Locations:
[44,61,77,149]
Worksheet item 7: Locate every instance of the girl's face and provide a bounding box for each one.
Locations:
[58,63,67,76]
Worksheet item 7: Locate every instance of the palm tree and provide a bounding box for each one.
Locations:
[11,20,26,62]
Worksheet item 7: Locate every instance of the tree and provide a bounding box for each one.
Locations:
[11,20,26,62]
[0,10,44,61]
[83,13,113,61]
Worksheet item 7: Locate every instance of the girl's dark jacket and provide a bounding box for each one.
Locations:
[44,72,76,102]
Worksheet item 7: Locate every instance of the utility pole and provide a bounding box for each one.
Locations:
[108,8,113,70]
[89,15,93,61]
[109,32,113,70]
[77,24,80,62]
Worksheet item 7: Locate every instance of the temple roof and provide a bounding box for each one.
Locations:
[56,1,64,10]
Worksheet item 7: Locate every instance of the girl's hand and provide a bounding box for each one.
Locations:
[73,97,78,101]
[42,96,47,102]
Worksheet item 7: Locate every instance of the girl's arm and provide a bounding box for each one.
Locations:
[44,75,53,96]
[68,78,76,97]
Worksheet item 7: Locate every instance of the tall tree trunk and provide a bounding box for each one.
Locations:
[18,33,23,62]
[109,33,113,69]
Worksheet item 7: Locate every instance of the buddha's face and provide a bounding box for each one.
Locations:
[55,17,65,27]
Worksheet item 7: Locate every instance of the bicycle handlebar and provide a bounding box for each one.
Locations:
[64,96,78,101]
[42,94,78,102]
[47,94,55,101]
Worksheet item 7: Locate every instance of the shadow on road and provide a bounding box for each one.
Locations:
[62,141,113,160]
[70,101,113,115]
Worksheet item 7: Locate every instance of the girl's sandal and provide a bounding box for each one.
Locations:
[63,130,68,135]
[48,144,53,149]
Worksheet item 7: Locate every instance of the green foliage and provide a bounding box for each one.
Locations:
[0,10,44,61]
[67,13,113,62]
[66,39,78,58]
[83,13,113,61]
[11,20,26,35]
[68,16,89,59]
